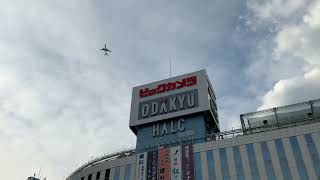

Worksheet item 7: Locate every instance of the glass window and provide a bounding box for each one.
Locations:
[232,146,245,180]
[206,150,216,180]
[195,152,202,180]
[289,136,309,180]
[220,148,230,180]
[96,171,100,180]
[114,167,120,180]
[88,174,92,180]
[124,164,131,180]
[304,134,320,178]
[105,169,110,180]
[246,144,260,180]
[81,177,84,180]
[260,142,276,180]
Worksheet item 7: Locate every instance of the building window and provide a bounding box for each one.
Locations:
[124,164,131,180]
[88,174,92,180]
[260,142,276,180]
[195,152,202,180]
[105,169,110,180]
[96,171,100,180]
[206,150,216,180]
[219,148,230,180]
[289,136,309,179]
[81,177,84,180]
[274,139,292,180]
[232,146,245,180]
[304,134,320,178]
[246,144,260,180]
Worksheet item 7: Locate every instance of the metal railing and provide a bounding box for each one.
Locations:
[207,116,320,141]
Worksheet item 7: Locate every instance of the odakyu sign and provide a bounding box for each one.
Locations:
[130,70,210,127]
[139,90,199,120]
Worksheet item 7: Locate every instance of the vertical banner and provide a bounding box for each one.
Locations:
[170,146,182,180]
[136,152,147,180]
[147,150,158,180]
[158,146,170,180]
[182,144,195,180]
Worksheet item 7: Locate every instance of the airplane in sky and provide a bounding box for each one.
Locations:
[100,44,111,55]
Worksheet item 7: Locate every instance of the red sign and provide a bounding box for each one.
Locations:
[158,146,170,180]
[140,76,197,98]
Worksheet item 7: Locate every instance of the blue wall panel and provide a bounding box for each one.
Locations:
[232,146,245,180]
[195,152,202,180]
[246,144,260,180]
[220,148,230,180]
[114,167,120,180]
[260,142,276,180]
[289,136,309,180]
[304,134,320,178]
[206,150,216,180]
[274,139,292,180]
[124,164,131,180]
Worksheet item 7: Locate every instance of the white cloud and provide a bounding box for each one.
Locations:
[246,0,320,110]
[259,66,320,110]
[247,0,307,20]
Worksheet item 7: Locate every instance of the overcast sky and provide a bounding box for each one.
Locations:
[1,0,320,179]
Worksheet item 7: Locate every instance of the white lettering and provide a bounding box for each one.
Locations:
[187,93,195,107]
[159,102,168,114]
[153,124,159,137]
[152,119,185,137]
[178,95,185,109]
[171,120,177,133]
[169,97,177,111]
[151,102,158,116]
[142,104,149,117]
[178,119,185,131]
[161,122,168,136]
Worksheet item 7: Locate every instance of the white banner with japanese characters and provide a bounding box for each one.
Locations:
[170,146,182,180]
[136,152,147,180]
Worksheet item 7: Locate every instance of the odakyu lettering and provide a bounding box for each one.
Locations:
[138,90,198,119]
[152,119,185,137]
[139,76,197,98]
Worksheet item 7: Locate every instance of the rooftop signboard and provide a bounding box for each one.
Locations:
[129,70,210,127]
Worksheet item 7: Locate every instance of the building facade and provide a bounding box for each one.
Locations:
[66,70,320,180]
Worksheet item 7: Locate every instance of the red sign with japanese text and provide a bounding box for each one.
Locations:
[158,146,170,180]
[140,76,197,98]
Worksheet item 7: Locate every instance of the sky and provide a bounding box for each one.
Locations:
[0,0,320,179]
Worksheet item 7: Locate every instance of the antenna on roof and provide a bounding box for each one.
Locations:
[170,58,172,78]
[38,165,42,179]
